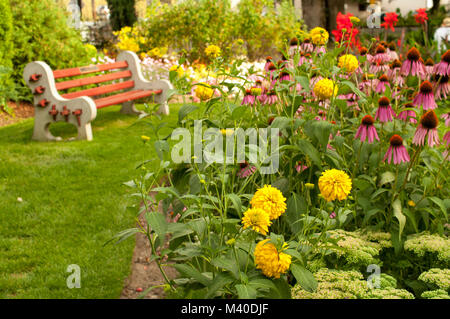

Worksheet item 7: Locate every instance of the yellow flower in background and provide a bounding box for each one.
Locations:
[313,78,338,100]
[205,45,221,58]
[242,208,272,235]
[170,64,185,77]
[250,87,262,96]
[408,200,416,207]
[305,183,315,189]
[254,239,291,278]
[350,16,360,24]
[318,169,352,202]
[338,54,359,73]
[250,185,287,220]
[220,128,234,136]
[310,27,329,46]
[148,47,161,57]
[195,83,214,101]
[141,135,150,142]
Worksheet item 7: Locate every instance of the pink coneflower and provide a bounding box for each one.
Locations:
[242,89,255,106]
[387,59,405,87]
[396,103,417,124]
[339,93,358,108]
[264,56,274,72]
[329,211,336,219]
[375,74,390,93]
[315,46,326,54]
[383,134,410,164]
[237,161,257,178]
[442,112,450,127]
[298,53,312,67]
[295,161,308,173]
[401,47,425,77]
[263,90,278,105]
[355,115,379,143]
[413,110,440,147]
[443,131,450,146]
[433,50,450,76]
[413,81,437,110]
[424,58,434,77]
[257,87,267,103]
[278,70,291,82]
[301,38,314,53]
[387,42,399,61]
[359,74,374,95]
[434,74,450,100]
[375,97,396,122]
[267,62,277,80]
[289,37,300,56]
[369,44,391,64]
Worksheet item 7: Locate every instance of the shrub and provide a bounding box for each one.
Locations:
[10,0,92,100]
[106,0,137,31]
[135,0,303,62]
[0,0,14,103]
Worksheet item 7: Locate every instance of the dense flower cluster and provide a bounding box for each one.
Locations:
[254,239,291,278]
[250,185,287,220]
[318,169,352,202]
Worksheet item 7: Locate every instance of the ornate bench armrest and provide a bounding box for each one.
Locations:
[117,51,174,115]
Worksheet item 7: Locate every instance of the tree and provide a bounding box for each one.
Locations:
[106,0,137,31]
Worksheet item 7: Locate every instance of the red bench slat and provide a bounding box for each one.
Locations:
[55,70,132,90]
[53,61,128,79]
[60,81,136,99]
[94,89,162,109]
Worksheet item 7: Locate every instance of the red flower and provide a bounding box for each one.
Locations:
[331,12,360,49]
[381,12,398,32]
[414,8,428,25]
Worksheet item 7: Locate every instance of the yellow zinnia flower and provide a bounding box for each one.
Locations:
[194,83,214,101]
[349,16,360,24]
[318,169,352,202]
[254,239,291,279]
[241,208,272,235]
[310,27,329,46]
[250,185,287,220]
[169,64,184,77]
[313,78,338,100]
[205,45,221,58]
[338,54,359,73]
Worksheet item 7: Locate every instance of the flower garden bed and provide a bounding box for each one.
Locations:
[112,14,449,299]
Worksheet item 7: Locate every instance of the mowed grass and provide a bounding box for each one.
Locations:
[0,103,182,298]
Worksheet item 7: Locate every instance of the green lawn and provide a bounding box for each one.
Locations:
[0,104,181,298]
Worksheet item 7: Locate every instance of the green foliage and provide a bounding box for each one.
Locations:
[107,0,137,31]
[0,0,14,107]
[137,0,303,62]
[418,268,450,290]
[9,0,91,100]
[421,289,450,299]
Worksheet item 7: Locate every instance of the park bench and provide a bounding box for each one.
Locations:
[23,50,173,141]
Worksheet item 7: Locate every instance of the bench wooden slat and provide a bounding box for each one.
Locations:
[53,61,129,79]
[55,70,132,90]
[94,89,162,109]
[60,81,136,99]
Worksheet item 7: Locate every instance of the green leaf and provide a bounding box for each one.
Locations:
[392,199,406,241]
[285,193,307,234]
[248,278,278,292]
[271,177,289,198]
[428,197,448,217]
[104,228,140,246]
[146,212,168,237]
[205,273,234,298]
[297,139,322,167]
[226,193,242,216]
[178,104,198,122]
[231,105,247,120]
[235,284,257,299]
[167,223,194,240]
[270,117,291,130]
[379,171,395,186]
[211,257,240,279]
[290,263,317,293]
[296,75,310,92]
[172,264,211,286]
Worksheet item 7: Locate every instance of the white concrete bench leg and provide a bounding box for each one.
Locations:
[23,62,97,142]
[117,51,173,116]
